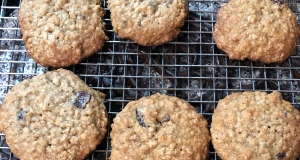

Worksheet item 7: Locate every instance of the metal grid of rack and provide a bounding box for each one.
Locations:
[0,0,300,159]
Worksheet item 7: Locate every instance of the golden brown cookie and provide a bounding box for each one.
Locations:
[110,93,210,160]
[211,91,300,160]
[107,0,188,46]
[213,0,300,63]
[0,69,108,160]
[18,0,108,68]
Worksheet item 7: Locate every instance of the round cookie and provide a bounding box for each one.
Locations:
[110,93,210,160]
[0,69,108,160]
[211,91,300,160]
[108,0,188,46]
[18,0,108,68]
[213,0,300,64]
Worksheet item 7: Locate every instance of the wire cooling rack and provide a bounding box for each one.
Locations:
[0,0,300,159]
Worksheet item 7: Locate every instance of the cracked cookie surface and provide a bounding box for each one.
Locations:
[108,0,188,46]
[18,0,108,68]
[0,69,108,160]
[213,0,300,63]
[110,93,210,160]
[211,91,300,160]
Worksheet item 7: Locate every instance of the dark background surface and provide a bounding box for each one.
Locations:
[2,0,20,16]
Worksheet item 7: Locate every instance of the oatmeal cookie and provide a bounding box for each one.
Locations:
[213,0,300,63]
[211,91,300,160]
[110,93,210,160]
[18,0,108,68]
[107,0,188,46]
[0,69,108,160]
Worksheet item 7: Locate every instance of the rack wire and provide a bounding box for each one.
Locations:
[0,0,300,159]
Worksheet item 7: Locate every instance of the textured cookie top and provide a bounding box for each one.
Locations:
[108,0,188,46]
[213,0,300,63]
[110,93,210,160]
[211,91,300,160]
[0,69,108,160]
[18,0,108,68]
